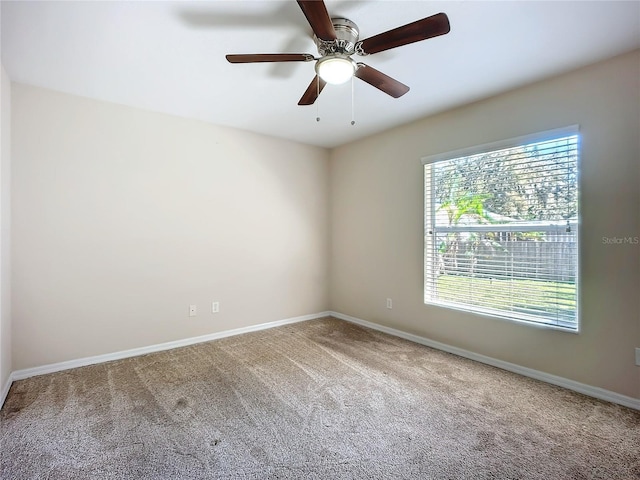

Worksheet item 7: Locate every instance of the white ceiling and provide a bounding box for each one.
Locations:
[2,1,639,148]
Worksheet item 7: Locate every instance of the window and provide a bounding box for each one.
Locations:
[423,126,579,331]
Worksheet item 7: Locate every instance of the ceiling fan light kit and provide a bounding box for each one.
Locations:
[314,17,358,85]
[225,0,450,108]
[315,55,356,85]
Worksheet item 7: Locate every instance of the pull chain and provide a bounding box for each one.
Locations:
[314,76,357,125]
[316,77,320,122]
[351,76,356,126]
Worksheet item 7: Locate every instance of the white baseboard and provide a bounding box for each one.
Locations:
[4,310,638,412]
[1,372,13,409]
[9,311,332,385]
[330,311,640,411]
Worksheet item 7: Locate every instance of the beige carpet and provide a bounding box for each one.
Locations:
[1,317,638,479]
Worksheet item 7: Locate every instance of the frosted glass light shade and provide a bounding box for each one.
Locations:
[316,56,355,85]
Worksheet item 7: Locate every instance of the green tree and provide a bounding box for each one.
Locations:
[437,193,493,275]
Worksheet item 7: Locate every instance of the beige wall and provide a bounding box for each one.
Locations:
[330,50,640,399]
[12,84,329,370]
[9,51,640,401]
[1,64,12,391]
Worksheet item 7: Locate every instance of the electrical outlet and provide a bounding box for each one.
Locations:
[189,305,197,317]
[635,348,640,366]
[386,298,393,309]
[212,302,220,313]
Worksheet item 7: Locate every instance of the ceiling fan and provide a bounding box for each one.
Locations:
[226,0,450,106]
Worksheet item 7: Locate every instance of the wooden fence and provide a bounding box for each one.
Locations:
[436,230,577,282]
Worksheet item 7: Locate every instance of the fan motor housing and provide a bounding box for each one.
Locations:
[315,18,359,56]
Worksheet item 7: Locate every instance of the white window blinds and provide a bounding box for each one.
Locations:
[423,127,579,331]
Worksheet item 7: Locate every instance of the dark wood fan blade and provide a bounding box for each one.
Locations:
[298,76,327,105]
[356,12,450,55]
[297,0,337,41]
[226,53,315,63]
[354,63,409,98]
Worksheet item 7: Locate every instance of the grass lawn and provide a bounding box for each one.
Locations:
[434,274,576,320]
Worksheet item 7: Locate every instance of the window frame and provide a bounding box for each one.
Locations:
[421,125,580,333]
